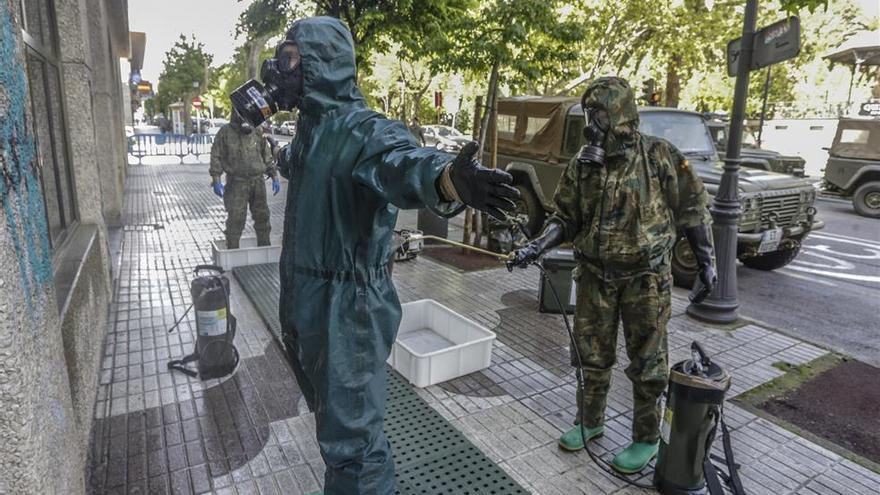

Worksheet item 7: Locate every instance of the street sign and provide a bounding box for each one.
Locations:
[859,101,880,116]
[753,17,800,70]
[727,38,743,77]
[192,96,203,109]
[727,16,801,77]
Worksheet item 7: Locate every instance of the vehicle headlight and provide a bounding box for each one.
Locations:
[740,196,761,222]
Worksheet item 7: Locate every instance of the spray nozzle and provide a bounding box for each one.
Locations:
[687,341,713,376]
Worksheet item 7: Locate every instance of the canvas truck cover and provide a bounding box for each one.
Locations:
[831,118,880,161]
[490,96,580,162]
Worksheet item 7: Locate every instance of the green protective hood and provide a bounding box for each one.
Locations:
[283,16,365,115]
[582,76,639,153]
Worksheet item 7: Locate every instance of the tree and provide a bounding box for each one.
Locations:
[431,0,585,150]
[235,0,308,79]
[155,35,213,134]
[411,0,584,245]
[313,0,473,72]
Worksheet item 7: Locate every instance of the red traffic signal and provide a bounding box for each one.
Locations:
[434,91,442,108]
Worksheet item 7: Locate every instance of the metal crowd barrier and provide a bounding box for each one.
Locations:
[128,133,215,164]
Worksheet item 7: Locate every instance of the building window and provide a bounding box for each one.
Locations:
[19,0,77,247]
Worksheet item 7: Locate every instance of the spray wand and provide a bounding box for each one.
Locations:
[403,215,655,488]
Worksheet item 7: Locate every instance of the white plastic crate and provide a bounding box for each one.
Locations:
[390,299,495,388]
[211,237,281,270]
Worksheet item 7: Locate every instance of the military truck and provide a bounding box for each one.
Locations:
[822,118,880,218]
[706,120,806,177]
[489,96,824,287]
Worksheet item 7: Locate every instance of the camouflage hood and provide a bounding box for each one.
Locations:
[582,76,639,154]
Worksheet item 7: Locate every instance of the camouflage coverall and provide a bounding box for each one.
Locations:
[210,125,276,248]
[549,77,711,443]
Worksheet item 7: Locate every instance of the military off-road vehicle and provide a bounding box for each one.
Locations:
[822,118,880,218]
[706,120,806,177]
[488,96,824,287]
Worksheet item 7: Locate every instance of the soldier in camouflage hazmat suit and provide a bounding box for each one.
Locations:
[210,113,281,248]
[511,77,717,474]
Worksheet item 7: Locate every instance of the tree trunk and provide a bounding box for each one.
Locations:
[184,99,192,135]
[473,61,499,247]
[664,56,682,108]
[477,62,499,159]
[463,95,485,247]
[246,34,271,80]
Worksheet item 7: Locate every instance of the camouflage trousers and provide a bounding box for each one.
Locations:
[224,175,270,248]
[572,267,671,443]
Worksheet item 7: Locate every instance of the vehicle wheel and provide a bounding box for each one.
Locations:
[671,237,698,288]
[742,244,801,271]
[512,183,546,238]
[853,181,880,218]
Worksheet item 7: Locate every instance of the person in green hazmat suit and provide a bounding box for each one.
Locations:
[209,113,281,248]
[265,17,520,494]
[511,77,717,474]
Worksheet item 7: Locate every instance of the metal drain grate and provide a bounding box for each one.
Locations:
[234,263,529,495]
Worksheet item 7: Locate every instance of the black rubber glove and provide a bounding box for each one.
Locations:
[449,142,520,219]
[685,225,717,303]
[508,222,564,270]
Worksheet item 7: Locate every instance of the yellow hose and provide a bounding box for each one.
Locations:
[410,234,514,261]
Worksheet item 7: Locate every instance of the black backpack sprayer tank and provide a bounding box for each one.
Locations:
[167,265,240,379]
[395,224,745,495]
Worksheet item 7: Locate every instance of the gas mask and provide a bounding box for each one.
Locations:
[577,103,610,168]
[230,43,303,127]
[230,113,253,135]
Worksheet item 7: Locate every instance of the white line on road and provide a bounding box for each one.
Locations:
[776,268,838,287]
[810,232,880,249]
[808,244,880,260]
[785,264,880,284]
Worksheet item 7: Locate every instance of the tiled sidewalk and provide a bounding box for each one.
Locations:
[88,164,880,494]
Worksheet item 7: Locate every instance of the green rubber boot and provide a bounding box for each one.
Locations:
[558,424,604,452]
[611,441,659,474]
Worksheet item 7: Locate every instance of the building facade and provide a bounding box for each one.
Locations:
[0,0,129,492]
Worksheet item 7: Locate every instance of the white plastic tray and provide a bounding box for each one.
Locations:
[390,299,495,388]
[211,237,281,270]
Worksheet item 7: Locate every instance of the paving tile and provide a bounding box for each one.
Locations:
[87,164,880,495]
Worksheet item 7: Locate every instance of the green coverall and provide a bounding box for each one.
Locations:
[275,17,464,494]
[209,125,276,248]
[549,77,711,443]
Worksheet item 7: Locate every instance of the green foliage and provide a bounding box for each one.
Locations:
[154,35,213,116]
[779,0,829,13]
[314,0,473,72]
[235,0,309,78]
[429,0,586,93]
[234,0,291,40]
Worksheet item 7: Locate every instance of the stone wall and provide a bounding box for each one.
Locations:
[0,0,127,492]
[0,2,81,493]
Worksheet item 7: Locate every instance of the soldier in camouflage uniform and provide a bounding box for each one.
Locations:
[210,113,281,248]
[511,77,717,474]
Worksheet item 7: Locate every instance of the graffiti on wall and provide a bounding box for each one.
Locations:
[0,2,53,309]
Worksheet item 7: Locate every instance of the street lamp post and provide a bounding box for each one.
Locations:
[687,0,759,324]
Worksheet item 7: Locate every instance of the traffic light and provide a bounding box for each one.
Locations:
[641,79,661,106]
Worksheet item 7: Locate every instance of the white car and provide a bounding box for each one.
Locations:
[422,125,470,152]
[279,121,296,136]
